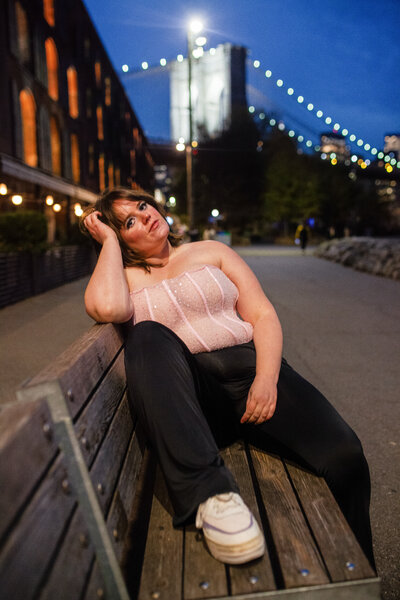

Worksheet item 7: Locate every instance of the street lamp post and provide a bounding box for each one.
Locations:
[186,28,194,230]
[186,19,203,232]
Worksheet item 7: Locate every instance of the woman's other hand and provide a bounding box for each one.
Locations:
[240,374,277,424]
[83,210,116,245]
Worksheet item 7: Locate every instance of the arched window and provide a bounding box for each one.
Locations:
[43,0,55,26]
[96,105,104,140]
[15,2,30,64]
[70,134,80,182]
[50,115,61,175]
[67,66,79,118]
[45,38,59,100]
[19,89,37,167]
[98,154,105,191]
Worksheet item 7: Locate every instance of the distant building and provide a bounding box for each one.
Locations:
[170,43,247,142]
[0,0,154,240]
[320,132,350,160]
[384,134,400,160]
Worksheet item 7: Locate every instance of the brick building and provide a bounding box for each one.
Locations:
[0,0,154,240]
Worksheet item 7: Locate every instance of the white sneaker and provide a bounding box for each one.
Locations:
[195,492,265,564]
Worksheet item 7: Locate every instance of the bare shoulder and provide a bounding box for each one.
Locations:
[181,240,240,266]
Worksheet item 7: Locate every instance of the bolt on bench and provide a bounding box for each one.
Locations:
[0,323,380,599]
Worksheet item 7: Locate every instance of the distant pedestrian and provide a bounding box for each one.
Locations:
[295,222,309,253]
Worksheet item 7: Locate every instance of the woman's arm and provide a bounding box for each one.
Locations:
[83,211,133,323]
[215,242,283,424]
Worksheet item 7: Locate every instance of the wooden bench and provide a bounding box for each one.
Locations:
[0,323,380,599]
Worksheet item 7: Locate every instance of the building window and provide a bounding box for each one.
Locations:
[86,88,92,118]
[84,38,91,60]
[130,149,136,177]
[70,134,80,182]
[15,1,30,64]
[45,38,59,100]
[88,143,95,175]
[96,105,104,140]
[67,66,79,118]
[108,162,114,187]
[50,115,61,175]
[43,0,55,26]
[19,89,37,167]
[133,127,142,150]
[95,61,101,88]
[98,154,105,191]
[105,77,111,106]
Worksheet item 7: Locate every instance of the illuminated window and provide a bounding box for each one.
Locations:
[19,89,37,167]
[88,143,95,175]
[67,66,79,118]
[98,154,105,191]
[50,116,61,175]
[15,2,30,64]
[43,0,55,26]
[96,106,104,140]
[115,167,121,186]
[95,61,101,87]
[104,77,111,106]
[108,162,114,187]
[133,127,142,150]
[45,38,59,100]
[70,134,80,182]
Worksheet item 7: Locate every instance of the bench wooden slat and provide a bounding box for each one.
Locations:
[0,400,58,542]
[89,394,134,516]
[0,454,77,600]
[38,505,94,600]
[285,461,375,582]
[106,429,144,562]
[23,324,124,419]
[138,467,183,600]
[74,352,127,467]
[184,524,228,600]
[222,442,277,596]
[249,447,330,589]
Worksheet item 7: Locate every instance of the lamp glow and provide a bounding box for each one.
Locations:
[189,19,203,34]
[45,195,54,206]
[11,194,23,205]
[53,203,62,212]
[211,209,219,217]
[0,183,7,195]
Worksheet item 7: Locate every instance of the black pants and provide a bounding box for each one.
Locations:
[124,321,374,565]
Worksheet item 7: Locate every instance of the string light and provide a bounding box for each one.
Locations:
[249,60,396,165]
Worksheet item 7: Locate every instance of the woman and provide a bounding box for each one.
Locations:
[82,187,374,566]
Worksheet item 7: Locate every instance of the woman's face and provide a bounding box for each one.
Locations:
[112,198,169,255]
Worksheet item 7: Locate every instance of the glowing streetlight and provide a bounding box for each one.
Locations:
[211,209,219,218]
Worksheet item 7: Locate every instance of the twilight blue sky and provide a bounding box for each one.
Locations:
[83,0,400,155]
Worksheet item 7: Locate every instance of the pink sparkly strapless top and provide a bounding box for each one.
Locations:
[130,264,253,354]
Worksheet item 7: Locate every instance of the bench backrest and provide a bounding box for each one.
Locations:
[0,324,141,600]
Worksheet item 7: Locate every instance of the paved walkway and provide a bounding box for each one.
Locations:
[0,246,399,598]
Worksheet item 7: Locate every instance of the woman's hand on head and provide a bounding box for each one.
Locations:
[240,374,277,425]
[83,211,117,245]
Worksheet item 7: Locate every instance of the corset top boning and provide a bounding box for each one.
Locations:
[130,264,253,354]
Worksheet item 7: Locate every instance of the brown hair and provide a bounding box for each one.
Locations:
[80,187,182,272]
